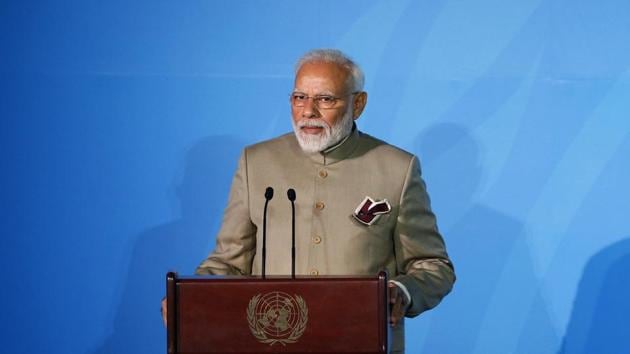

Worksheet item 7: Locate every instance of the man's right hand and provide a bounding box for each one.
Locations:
[161,297,167,327]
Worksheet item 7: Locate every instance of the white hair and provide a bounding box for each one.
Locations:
[295,49,365,92]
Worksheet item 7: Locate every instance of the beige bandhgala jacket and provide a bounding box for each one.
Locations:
[196,127,455,352]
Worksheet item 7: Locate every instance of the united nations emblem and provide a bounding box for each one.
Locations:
[246,291,308,346]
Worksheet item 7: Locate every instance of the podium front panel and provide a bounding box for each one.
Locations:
[167,274,389,354]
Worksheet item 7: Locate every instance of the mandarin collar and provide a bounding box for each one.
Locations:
[304,124,361,166]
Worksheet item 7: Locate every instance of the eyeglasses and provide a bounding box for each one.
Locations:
[290,91,360,109]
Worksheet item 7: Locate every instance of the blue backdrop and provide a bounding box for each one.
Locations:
[2,1,629,353]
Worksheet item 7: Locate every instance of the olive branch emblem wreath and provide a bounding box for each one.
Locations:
[246,292,309,346]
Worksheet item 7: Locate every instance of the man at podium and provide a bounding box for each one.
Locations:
[163,49,455,353]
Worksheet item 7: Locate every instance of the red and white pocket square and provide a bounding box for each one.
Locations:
[353,196,391,225]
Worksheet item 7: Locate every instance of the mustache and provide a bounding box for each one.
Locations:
[297,119,330,129]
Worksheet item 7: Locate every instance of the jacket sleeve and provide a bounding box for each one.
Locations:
[195,150,257,275]
[392,155,455,317]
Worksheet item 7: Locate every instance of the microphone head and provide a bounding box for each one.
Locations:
[287,188,296,201]
[265,187,274,200]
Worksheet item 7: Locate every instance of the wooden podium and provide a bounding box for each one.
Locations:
[166,271,390,354]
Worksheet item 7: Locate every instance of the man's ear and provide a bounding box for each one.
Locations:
[352,91,368,120]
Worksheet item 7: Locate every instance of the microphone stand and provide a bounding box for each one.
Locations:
[287,188,297,279]
[262,187,274,279]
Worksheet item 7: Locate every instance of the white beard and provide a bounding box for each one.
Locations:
[292,108,354,153]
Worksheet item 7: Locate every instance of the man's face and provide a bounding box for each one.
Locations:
[291,62,359,153]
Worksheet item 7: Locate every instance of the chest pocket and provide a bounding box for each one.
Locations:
[349,211,394,239]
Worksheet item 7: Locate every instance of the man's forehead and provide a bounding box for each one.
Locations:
[293,61,350,92]
[293,78,338,94]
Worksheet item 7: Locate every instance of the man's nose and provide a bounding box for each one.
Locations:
[301,97,320,118]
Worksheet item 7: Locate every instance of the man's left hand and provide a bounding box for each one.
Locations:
[388,282,407,327]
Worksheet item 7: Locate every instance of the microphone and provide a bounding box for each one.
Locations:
[265,187,274,200]
[287,188,296,202]
[287,188,296,278]
[262,187,274,279]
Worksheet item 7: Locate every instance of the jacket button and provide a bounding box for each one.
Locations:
[318,170,328,178]
[312,235,322,244]
[315,202,325,210]
[310,269,319,276]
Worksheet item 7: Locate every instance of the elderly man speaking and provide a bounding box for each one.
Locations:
[163,49,455,353]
